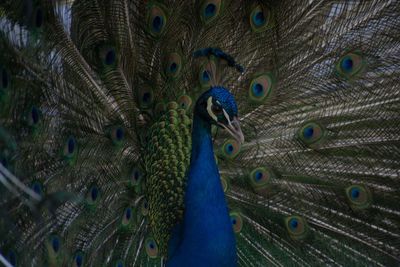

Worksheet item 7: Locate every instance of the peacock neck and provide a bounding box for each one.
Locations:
[187,114,222,208]
[171,113,236,265]
[190,113,213,161]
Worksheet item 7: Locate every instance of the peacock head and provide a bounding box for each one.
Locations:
[195,86,244,144]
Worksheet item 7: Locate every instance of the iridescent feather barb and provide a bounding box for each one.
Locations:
[0,0,400,266]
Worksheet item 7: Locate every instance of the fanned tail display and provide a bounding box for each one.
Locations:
[0,0,399,266]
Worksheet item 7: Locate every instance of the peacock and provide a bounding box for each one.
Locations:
[0,0,399,266]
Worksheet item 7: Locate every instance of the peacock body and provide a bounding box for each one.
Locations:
[0,0,400,266]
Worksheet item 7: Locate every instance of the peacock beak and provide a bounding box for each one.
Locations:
[218,116,244,144]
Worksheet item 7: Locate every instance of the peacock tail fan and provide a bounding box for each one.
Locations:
[0,0,399,266]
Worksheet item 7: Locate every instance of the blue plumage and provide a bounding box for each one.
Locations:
[167,88,239,266]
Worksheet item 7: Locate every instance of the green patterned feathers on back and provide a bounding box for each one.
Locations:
[145,102,192,256]
[0,0,400,266]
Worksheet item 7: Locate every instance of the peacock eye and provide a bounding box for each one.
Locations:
[212,104,223,115]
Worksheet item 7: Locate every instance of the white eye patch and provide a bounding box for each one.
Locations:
[207,96,231,124]
[206,97,218,122]
[222,108,232,126]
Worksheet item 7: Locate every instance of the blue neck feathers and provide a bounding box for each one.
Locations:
[166,114,237,267]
